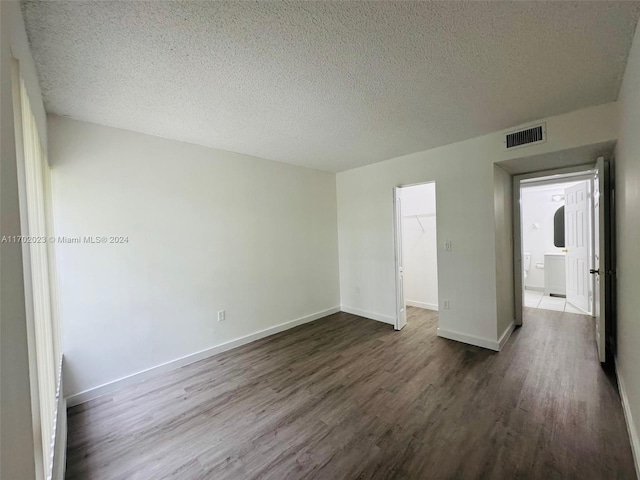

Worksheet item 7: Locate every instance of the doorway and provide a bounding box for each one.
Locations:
[393,182,438,330]
[513,158,614,363]
[520,177,594,315]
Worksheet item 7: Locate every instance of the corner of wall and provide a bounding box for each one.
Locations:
[1,2,41,479]
[493,164,515,342]
[52,393,67,480]
[613,15,640,480]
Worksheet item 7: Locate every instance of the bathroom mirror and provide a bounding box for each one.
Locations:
[554,206,565,247]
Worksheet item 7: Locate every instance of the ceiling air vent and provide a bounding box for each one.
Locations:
[504,123,546,150]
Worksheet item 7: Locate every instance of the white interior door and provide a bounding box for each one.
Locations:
[593,158,610,363]
[394,187,407,330]
[564,182,590,313]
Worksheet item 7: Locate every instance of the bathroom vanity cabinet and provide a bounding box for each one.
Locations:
[544,253,566,297]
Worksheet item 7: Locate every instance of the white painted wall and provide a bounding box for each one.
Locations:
[521,181,581,290]
[48,116,340,398]
[337,102,618,349]
[614,22,640,474]
[400,183,438,311]
[0,2,48,479]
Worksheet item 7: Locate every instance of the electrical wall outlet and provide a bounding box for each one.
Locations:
[217,310,225,322]
[443,300,450,310]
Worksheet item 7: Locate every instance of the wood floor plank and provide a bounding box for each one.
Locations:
[66,307,636,479]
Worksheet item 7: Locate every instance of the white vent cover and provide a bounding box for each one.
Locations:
[503,122,546,150]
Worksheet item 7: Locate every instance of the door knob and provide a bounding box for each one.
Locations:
[589,269,599,275]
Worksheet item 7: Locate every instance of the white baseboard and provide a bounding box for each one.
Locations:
[66,306,340,407]
[405,300,438,311]
[498,321,515,350]
[437,321,514,352]
[340,305,395,325]
[524,285,544,292]
[437,327,500,351]
[615,358,640,479]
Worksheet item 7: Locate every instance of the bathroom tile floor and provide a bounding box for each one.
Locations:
[524,289,586,314]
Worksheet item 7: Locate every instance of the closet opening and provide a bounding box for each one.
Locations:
[393,182,439,330]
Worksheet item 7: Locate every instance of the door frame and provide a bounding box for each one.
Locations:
[393,181,438,330]
[594,156,614,363]
[513,164,598,326]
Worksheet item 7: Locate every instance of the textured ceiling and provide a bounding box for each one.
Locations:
[21,1,640,172]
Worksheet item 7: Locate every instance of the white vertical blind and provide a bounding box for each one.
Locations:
[18,76,62,480]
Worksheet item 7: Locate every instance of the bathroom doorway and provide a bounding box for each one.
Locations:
[513,157,615,364]
[393,182,439,330]
[520,177,594,314]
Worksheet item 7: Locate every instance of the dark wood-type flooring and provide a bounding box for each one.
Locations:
[66,307,636,479]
